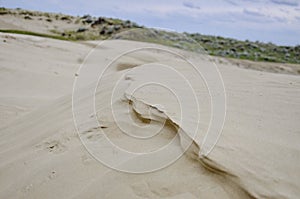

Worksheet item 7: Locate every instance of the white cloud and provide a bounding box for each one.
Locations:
[243,8,265,17]
[270,0,299,6]
[183,1,201,10]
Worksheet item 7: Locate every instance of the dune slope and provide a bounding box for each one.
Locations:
[0,34,300,198]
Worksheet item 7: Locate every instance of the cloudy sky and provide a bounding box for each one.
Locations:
[1,0,300,46]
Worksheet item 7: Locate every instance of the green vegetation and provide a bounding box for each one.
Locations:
[0,29,73,41]
[113,29,300,64]
[188,33,300,64]
[0,7,10,15]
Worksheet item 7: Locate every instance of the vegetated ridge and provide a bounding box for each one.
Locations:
[1,7,299,64]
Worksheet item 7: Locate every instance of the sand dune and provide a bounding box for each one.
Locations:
[0,33,300,198]
[0,33,90,126]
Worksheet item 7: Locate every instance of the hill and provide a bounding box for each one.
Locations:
[1,7,299,65]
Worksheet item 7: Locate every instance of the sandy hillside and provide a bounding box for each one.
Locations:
[0,32,300,199]
[0,33,90,127]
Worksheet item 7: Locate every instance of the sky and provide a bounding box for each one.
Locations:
[1,0,300,46]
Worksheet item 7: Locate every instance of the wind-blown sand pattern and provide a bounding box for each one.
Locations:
[0,33,300,199]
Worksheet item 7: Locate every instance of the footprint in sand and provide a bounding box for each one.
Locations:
[43,140,66,154]
[81,126,108,141]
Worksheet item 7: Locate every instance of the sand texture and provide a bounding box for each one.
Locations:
[0,33,300,199]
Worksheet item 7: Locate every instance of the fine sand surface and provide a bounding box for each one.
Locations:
[0,33,300,199]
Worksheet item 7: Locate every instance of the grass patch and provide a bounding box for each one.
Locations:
[0,29,73,41]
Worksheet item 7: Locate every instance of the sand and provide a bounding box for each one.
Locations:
[0,32,300,199]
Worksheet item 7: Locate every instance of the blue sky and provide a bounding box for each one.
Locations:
[1,0,300,46]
